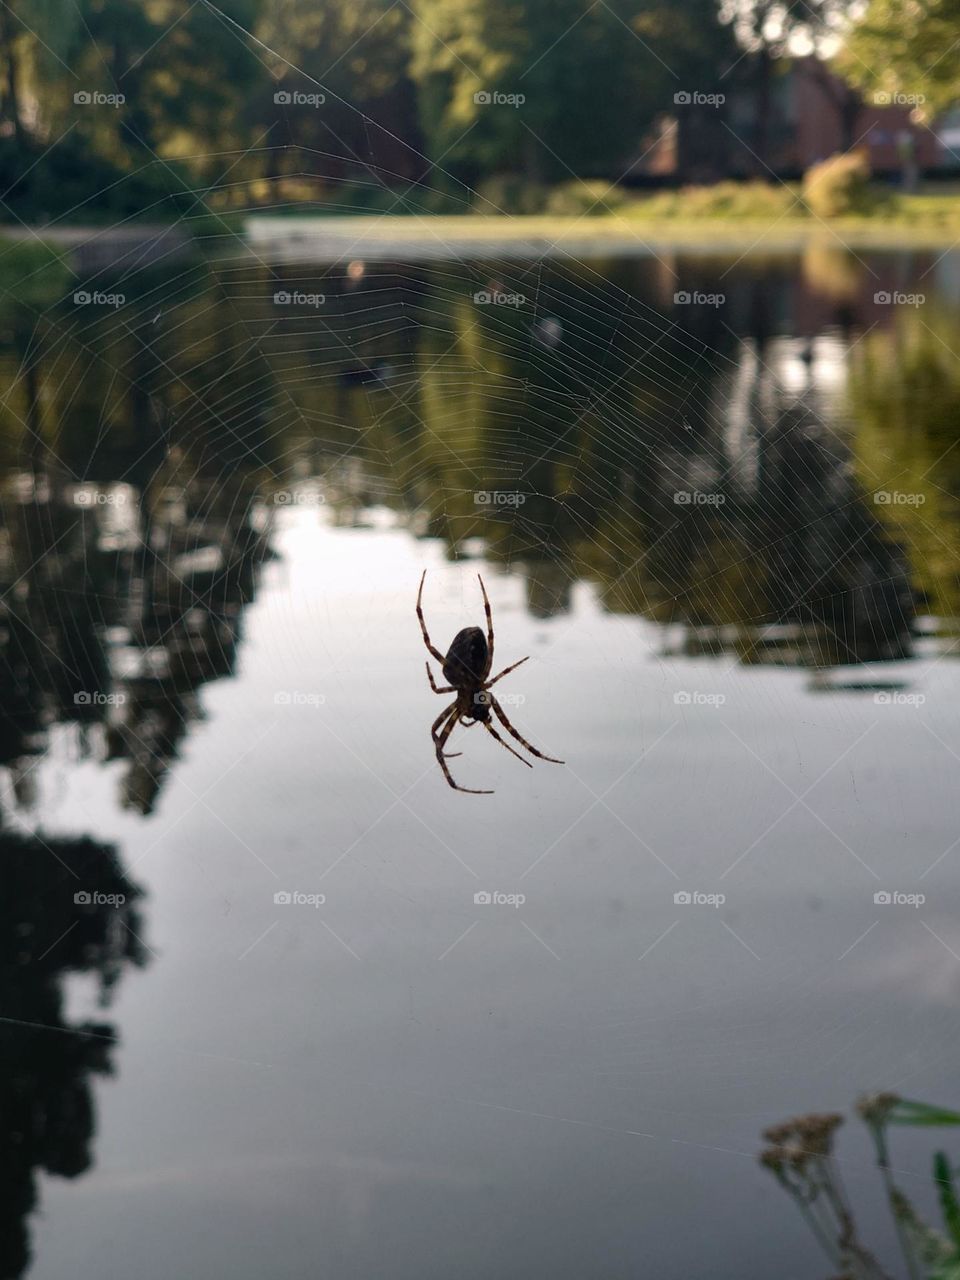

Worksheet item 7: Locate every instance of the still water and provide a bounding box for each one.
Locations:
[3,239,960,1277]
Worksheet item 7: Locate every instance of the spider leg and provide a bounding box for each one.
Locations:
[490,694,564,765]
[432,703,461,758]
[431,703,455,738]
[426,662,455,694]
[436,710,493,795]
[483,720,533,768]
[485,655,529,687]
[416,570,446,665]
[477,573,494,678]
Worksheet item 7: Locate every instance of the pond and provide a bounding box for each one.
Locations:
[3,237,960,1278]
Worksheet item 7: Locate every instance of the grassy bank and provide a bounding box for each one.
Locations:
[9,183,960,255]
[240,197,960,255]
[232,175,960,251]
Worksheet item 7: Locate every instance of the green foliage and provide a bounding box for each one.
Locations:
[935,1153,960,1251]
[891,1101,960,1128]
[761,1095,960,1278]
[472,174,549,214]
[848,306,960,622]
[0,134,192,224]
[722,0,841,58]
[542,181,631,216]
[633,180,801,219]
[0,238,71,321]
[802,151,873,218]
[409,0,737,189]
[838,0,960,120]
[0,239,68,285]
[250,0,419,195]
[5,0,946,228]
[0,0,266,223]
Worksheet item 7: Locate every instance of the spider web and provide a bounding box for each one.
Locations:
[0,12,957,1280]
[0,0,930,818]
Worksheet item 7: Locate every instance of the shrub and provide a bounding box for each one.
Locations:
[629,180,801,220]
[472,175,549,215]
[802,150,872,217]
[760,1094,960,1278]
[542,181,629,216]
[0,134,194,225]
[0,238,70,312]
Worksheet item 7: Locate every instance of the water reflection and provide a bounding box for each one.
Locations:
[0,469,272,815]
[0,831,145,1280]
[250,249,949,674]
[0,247,953,792]
[0,414,272,1271]
[1,243,959,1275]
[1,245,954,684]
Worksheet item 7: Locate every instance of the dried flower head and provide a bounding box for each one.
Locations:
[758,1112,843,1171]
[856,1091,900,1126]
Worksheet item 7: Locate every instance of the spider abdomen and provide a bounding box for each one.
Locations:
[443,626,488,687]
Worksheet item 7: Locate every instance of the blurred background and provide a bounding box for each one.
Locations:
[0,0,958,220]
[1,4,960,1280]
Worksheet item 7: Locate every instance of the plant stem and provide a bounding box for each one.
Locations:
[870,1123,923,1280]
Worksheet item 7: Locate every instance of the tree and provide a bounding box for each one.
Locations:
[719,0,849,168]
[0,0,265,220]
[0,0,80,143]
[837,0,960,122]
[634,0,741,181]
[65,0,263,176]
[409,0,737,192]
[252,0,421,192]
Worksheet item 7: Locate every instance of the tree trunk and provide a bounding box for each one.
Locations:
[0,7,24,144]
[839,92,860,153]
[754,49,773,174]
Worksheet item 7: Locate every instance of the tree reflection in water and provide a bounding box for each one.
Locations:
[0,305,274,1272]
[0,831,145,1280]
[0,244,957,1272]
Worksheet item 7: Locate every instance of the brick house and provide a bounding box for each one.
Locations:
[634,56,939,182]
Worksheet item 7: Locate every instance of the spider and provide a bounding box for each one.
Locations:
[417,569,564,794]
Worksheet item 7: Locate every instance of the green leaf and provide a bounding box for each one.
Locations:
[930,1261,960,1280]
[936,1152,960,1250]
[889,1100,960,1128]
